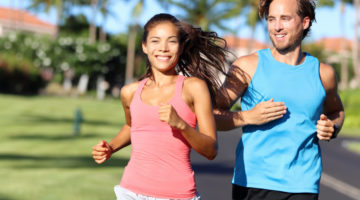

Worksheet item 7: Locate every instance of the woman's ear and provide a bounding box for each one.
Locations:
[142,42,148,55]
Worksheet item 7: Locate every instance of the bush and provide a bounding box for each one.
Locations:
[0,53,45,94]
[0,32,128,94]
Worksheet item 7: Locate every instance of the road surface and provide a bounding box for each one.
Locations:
[190,128,360,200]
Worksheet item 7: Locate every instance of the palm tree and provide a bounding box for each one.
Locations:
[353,0,360,87]
[339,1,349,89]
[99,0,110,42]
[327,0,358,89]
[337,0,353,89]
[243,0,261,53]
[157,0,245,32]
[89,0,98,43]
[27,0,65,38]
[125,0,144,84]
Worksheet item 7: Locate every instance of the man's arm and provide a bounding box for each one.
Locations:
[317,63,345,140]
[214,53,287,131]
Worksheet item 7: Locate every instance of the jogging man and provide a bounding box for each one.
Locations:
[214,0,345,199]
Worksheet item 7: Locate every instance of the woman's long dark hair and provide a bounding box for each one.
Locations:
[141,13,229,106]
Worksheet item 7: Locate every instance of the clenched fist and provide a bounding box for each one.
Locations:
[92,140,113,164]
[158,104,187,130]
[317,114,335,141]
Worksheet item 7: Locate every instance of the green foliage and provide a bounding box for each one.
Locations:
[302,43,327,63]
[158,0,244,32]
[0,32,127,91]
[0,94,130,200]
[0,53,45,94]
[60,14,90,36]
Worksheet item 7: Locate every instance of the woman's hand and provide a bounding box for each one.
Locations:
[158,104,187,130]
[92,140,113,164]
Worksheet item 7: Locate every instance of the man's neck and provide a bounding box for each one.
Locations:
[270,46,306,66]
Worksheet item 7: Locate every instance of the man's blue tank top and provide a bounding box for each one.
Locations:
[233,48,326,193]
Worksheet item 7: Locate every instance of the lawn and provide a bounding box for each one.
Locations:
[339,89,360,137]
[0,94,130,200]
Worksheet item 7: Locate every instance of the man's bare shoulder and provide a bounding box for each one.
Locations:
[232,52,259,72]
[319,62,337,92]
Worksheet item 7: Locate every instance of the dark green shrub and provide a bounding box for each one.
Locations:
[0,53,45,94]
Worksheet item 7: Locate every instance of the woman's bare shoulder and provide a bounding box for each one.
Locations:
[121,81,140,104]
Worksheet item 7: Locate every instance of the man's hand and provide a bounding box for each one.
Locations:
[243,99,287,125]
[316,114,335,141]
[92,140,113,164]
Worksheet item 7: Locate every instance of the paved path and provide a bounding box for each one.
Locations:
[190,128,360,200]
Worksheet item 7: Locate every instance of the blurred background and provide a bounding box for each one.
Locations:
[0,0,359,200]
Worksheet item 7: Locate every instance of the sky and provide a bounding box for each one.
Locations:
[0,0,358,43]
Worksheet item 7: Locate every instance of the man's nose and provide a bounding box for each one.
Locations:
[274,20,283,31]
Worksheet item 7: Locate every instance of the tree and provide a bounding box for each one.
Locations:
[89,0,98,43]
[99,0,110,42]
[243,0,261,53]
[157,0,245,32]
[353,0,360,87]
[125,0,144,84]
[27,0,65,38]
[319,0,358,88]
[338,0,353,89]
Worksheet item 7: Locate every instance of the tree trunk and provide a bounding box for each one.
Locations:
[339,2,348,89]
[53,0,63,39]
[99,0,107,42]
[99,28,106,42]
[89,0,98,43]
[352,0,360,87]
[125,25,137,84]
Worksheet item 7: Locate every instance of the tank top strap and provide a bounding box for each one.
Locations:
[133,78,149,100]
[173,75,185,99]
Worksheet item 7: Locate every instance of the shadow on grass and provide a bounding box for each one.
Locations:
[0,153,129,169]
[9,133,98,141]
[0,193,17,200]
[17,114,122,127]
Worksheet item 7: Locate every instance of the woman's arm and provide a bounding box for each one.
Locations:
[158,77,217,160]
[92,82,138,164]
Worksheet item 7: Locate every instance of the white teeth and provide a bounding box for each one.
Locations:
[157,56,170,61]
[275,34,285,38]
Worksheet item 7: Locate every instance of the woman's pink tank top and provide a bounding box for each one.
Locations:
[120,75,197,199]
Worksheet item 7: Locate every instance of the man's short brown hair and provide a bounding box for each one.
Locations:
[259,0,316,39]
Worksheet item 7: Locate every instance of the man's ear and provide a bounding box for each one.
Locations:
[302,16,310,30]
[142,42,148,55]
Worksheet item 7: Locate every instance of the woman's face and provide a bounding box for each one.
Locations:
[142,21,181,74]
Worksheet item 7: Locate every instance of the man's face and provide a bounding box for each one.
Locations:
[267,0,310,53]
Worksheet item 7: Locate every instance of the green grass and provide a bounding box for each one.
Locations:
[346,142,360,154]
[0,94,130,200]
[339,89,360,137]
